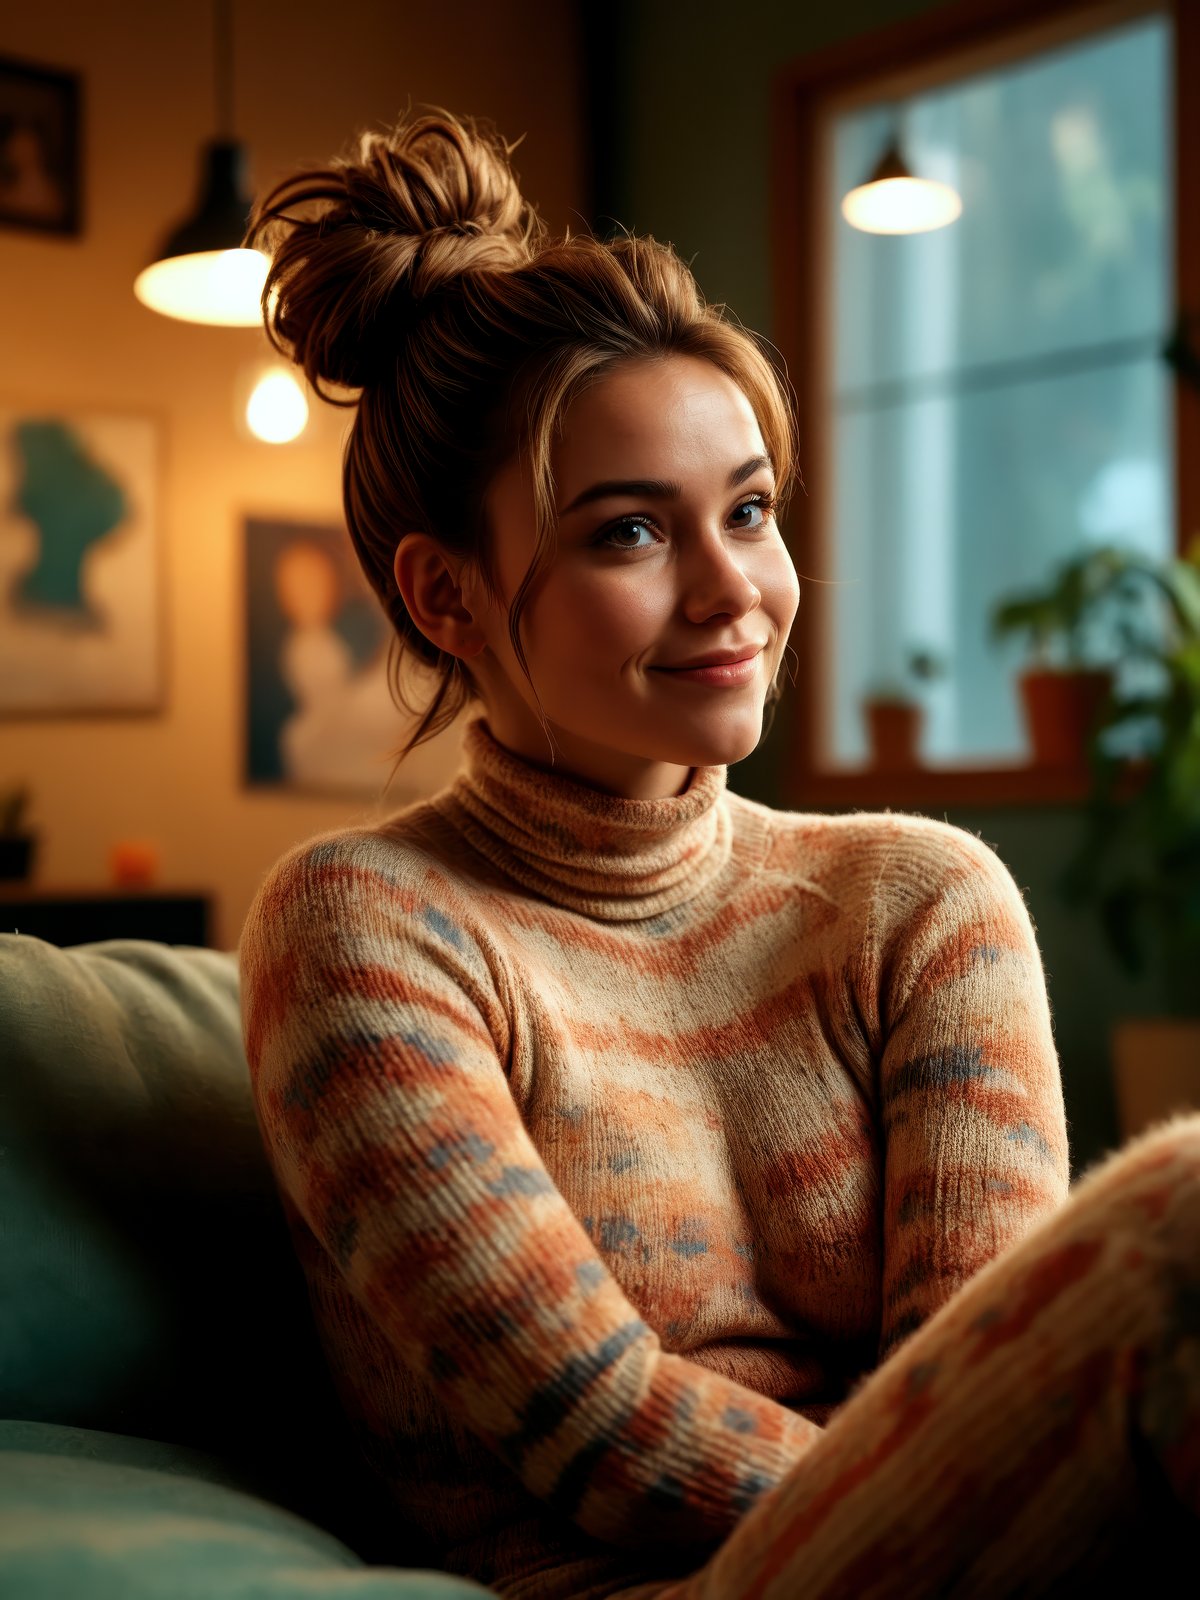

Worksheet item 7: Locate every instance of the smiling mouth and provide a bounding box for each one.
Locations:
[653,648,763,672]
[651,653,764,686]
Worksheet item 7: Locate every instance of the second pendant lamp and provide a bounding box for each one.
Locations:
[842,108,962,236]
[134,0,268,325]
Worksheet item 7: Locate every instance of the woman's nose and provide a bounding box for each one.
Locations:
[678,525,762,616]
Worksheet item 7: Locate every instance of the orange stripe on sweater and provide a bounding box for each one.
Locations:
[965,1236,1105,1363]
[741,1379,940,1597]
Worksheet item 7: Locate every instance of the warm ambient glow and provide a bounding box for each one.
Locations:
[133,247,269,326]
[245,367,309,443]
[841,175,963,234]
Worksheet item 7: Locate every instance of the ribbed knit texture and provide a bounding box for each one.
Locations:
[238,708,1074,1598]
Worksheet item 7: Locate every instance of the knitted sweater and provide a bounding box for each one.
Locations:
[238,709,1071,1600]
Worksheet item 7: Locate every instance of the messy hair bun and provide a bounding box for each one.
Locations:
[247,109,546,392]
[244,106,800,780]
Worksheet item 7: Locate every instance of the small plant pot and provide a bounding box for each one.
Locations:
[863,699,923,772]
[1112,1017,1200,1140]
[0,833,36,881]
[1018,667,1113,767]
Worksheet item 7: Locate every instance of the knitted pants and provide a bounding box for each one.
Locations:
[639,1110,1200,1600]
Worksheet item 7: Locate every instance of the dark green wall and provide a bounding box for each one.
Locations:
[599,0,1170,1175]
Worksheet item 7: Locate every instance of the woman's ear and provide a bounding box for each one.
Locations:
[393,532,486,660]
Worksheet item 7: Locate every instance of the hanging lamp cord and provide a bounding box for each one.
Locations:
[214,0,234,140]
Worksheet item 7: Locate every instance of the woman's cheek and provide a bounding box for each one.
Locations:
[594,574,664,642]
[763,540,801,623]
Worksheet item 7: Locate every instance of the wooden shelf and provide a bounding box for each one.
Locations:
[0,888,213,947]
[0,884,212,898]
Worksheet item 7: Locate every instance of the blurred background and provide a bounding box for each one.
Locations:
[1,0,1197,1172]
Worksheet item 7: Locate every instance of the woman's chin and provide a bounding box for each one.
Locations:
[665,711,766,769]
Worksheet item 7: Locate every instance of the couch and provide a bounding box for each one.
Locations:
[0,931,492,1598]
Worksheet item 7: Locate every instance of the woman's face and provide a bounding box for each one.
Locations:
[415,353,800,799]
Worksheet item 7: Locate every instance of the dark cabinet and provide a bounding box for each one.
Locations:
[0,890,213,948]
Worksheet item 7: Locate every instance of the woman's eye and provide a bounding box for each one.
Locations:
[730,496,774,529]
[596,518,658,551]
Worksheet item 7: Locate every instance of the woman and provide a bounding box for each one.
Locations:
[237,108,1200,1599]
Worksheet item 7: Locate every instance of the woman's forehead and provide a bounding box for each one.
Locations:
[557,357,766,468]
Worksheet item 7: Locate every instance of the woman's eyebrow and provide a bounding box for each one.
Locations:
[557,454,773,516]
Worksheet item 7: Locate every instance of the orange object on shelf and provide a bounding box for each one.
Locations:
[109,840,161,888]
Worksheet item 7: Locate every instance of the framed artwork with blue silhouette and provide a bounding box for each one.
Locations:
[0,56,82,236]
[243,515,402,796]
[0,408,162,715]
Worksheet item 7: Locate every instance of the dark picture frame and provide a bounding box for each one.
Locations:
[0,54,82,236]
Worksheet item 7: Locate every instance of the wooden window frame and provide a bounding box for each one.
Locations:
[771,0,1198,809]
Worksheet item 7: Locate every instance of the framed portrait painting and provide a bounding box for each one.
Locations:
[244,515,404,797]
[0,55,82,236]
[0,407,163,715]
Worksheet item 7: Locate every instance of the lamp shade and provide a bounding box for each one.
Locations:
[134,139,268,325]
[841,134,962,235]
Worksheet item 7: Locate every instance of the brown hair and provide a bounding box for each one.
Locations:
[246,107,800,778]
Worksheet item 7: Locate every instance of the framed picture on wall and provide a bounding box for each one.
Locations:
[243,514,404,797]
[0,406,163,715]
[0,55,82,236]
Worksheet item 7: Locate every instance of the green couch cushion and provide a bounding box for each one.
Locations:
[0,935,262,1425]
[0,1420,491,1598]
[0,934,409,1561]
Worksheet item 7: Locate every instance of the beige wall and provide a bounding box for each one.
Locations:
[0,0,584,950]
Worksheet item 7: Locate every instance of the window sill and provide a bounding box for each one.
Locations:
[782,762,1113,810]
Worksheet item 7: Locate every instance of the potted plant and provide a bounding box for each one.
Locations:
[861,647,946,771]
[990,547,1131,767]
[1056,536,1200,1134]
[0,784,37,882]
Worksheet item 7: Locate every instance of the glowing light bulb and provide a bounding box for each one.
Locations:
[245,367,309,443]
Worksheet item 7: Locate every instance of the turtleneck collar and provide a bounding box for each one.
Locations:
[431,710,732,922]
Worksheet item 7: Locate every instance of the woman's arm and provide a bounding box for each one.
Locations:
[873,822,1071,1361]
[239,830,819,1553]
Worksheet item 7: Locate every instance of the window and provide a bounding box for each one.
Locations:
[773,0,1193,805]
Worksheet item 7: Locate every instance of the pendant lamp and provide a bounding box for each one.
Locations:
[842,111,962,236]
[134,0,268,324]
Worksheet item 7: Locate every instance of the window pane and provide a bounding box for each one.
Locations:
[824,11,1174,769]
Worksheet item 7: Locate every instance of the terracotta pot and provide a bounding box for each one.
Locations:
[863,699,922,772]
[1018,667,1113,767]
[1111,1017,1200,1140]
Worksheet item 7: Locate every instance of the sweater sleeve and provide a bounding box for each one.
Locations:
[239,831,819,1553]
[873,822,1071,1361]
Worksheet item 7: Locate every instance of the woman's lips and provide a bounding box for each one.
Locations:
[653,651,762,686]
